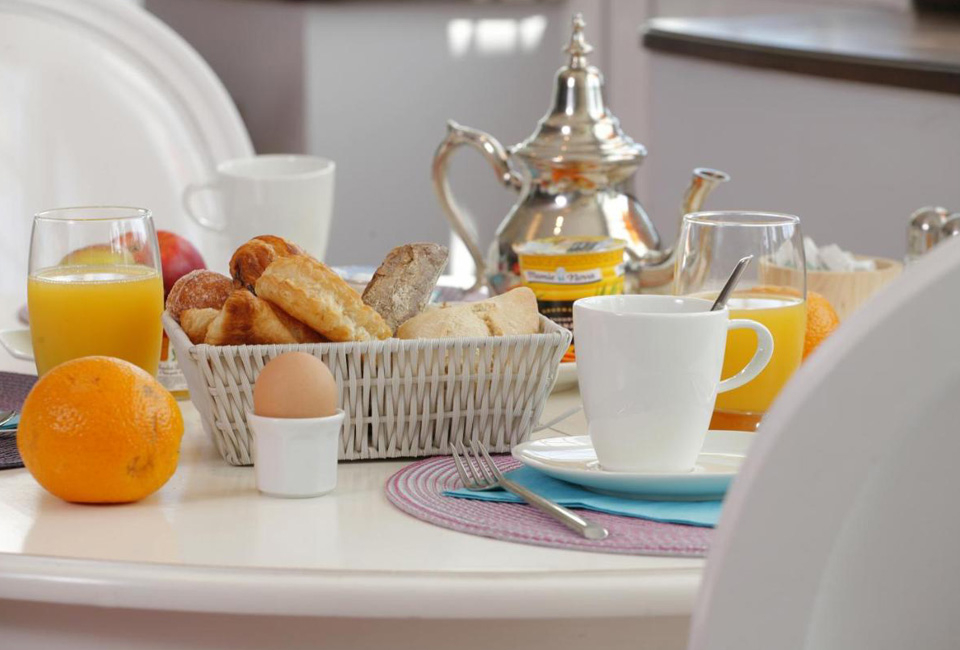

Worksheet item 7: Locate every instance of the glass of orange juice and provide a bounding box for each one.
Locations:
[28,207,164,376]
[675,211,806,431]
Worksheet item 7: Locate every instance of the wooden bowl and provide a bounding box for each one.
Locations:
[760,256,903,321]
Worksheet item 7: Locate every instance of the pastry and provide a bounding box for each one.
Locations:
[255,256,392,342]
[396,287,540,339]
[362,243,448,332]
[229,235,306,292]
[204,290,324,345]
[165,270,233,322]
[180,308,220,344]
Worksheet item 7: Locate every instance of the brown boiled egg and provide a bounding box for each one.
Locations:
[253,352,338,418]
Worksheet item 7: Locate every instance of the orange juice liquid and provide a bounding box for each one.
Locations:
[28,265,164,376]
[714,294,806,429]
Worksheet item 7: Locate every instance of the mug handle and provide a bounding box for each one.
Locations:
[183,181,227,232]
[717,319,775,393]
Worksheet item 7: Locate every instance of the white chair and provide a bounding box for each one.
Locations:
[0,0,253,295]
[689,237,960,649]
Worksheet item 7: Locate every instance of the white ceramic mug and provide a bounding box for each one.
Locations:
[573,295,774,473]
[183,154,335,260]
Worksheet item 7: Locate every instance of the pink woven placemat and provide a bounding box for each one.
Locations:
[0,372,37,470]
[385,455,712,557]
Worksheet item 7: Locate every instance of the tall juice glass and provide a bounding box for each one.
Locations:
[28,207,164,376]
[675,212,806,431]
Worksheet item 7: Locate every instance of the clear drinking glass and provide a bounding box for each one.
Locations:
[27,207,164,376]
[675,211,806,431]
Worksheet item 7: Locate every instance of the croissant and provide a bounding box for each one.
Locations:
[255,256,392,342]
[204,289,324,345]
[180,308,220,344]
[229,235,305,293]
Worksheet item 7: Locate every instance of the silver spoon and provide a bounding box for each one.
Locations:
[711,255,754,312]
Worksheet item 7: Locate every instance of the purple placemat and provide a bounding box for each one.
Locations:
[0,372,38,470]
[385,455,712,557]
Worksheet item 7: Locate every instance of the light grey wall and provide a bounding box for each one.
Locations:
[147,0,603,274]
[147,0,932,271]
[302,1,599,273]
[644,55,960,259]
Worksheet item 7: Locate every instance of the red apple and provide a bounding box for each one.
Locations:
[158,230,206,297]
[60,243,136,267]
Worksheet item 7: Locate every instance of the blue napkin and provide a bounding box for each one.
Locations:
[0,414,18,431]
[443,465,722,527]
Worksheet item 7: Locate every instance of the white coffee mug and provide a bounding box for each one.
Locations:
[573,295,774,473]
[183,154,335,260]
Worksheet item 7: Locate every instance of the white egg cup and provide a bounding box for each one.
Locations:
[246,410,344,498]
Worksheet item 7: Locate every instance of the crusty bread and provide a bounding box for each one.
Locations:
[396,287,540,340]
[165,270,233,322]
[229,235,306,293]
[255,256,392,342]
[362,243,448,332]
[204,289,324,345]
[180,308,220,344]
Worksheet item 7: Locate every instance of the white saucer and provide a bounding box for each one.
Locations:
[550,361,578,393]
[512,430,753,500]
[0,328,34,361]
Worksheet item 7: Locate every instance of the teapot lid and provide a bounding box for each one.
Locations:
[514,14,646,167]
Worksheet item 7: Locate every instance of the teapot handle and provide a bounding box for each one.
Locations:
[432,120,523,290]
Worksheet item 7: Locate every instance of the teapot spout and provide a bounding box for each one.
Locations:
[632,167,729,292]
[682,168,730,218]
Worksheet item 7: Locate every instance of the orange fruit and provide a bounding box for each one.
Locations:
[803,291,840,360]
[18,356,184,504]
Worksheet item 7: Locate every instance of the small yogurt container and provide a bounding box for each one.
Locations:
[247,409,344,498]
[515,236,627,361]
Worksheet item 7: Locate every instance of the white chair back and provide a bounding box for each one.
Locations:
[689,238,960,649]
[0,0,253,296]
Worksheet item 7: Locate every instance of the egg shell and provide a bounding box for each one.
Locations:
[253,352,338,419]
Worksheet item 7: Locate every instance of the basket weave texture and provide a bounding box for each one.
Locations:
[163,313,571,465]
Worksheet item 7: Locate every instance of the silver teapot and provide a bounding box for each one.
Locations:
[433,14,729,293]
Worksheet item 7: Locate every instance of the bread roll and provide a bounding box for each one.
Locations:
[165,270,233,321]
[256,256,392,342]
[180,308,220,344]
[229,235,305,293]
[204,290,324,345]
[396,287,540,339]
[362,243,448,332]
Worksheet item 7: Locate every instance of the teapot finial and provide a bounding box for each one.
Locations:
[565,13,593,69]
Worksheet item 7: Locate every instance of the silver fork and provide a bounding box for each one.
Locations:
[453,441,609,540]
[0,410,16,437]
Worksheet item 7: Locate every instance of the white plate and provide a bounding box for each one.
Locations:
[551,362,578,393]
[0,329,34,362]
[512,430,752,500]
[0,0,254,292]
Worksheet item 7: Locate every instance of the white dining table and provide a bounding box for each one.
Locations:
[0,297,703,650]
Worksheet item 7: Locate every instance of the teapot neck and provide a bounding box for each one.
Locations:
[512,12,646,169]
[552,65,606,122]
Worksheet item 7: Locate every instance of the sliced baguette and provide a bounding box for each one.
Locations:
[396,287,540,339]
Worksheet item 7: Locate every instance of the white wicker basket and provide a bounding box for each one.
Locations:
[163,312,571,465]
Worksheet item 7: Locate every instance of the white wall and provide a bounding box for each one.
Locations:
[600,0,947,261]
[147,0,606,272]
[645,55,960,258]
[301,1,602,270]
[147,0,939,271]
